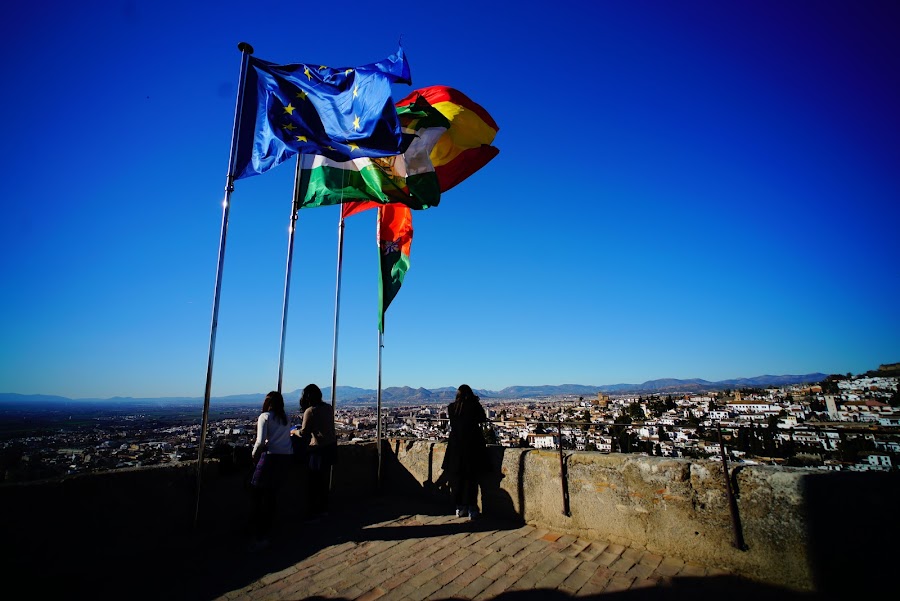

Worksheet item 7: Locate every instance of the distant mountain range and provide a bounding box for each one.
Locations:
[0,373,828,408]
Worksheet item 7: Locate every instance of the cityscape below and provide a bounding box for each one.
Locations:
[1,365,898,483]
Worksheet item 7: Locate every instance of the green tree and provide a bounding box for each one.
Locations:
[627,403,645,421]
[837,435,874,462]
[658,427,671,442]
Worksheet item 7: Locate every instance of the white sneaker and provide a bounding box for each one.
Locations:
[455,507,465,518]
[468,508,479,520]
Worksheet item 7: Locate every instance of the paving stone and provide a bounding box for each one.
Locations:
[680,562,708,577]
[551,556,582,579]
[605,542,626,555]
[588,566,614,586]
[605,574,636,592]
[559,567,594,593]
[472,573,519,600]
[576,580,608,597]
[639,552,664,568]
[259,565,298,586]
[563,538,592,557]
[655,556,685,576]
[434,563,468,587]
[477,528,522,551]
[621,547,645,563]
[631,577,660,589]
[339,586,365,598]
[483,557,514,580]
[403,575,446,601]
[609,556,636,573]
[596,550,623,567]
[217,504,731,601]
[406,566,441,588]
[576,541,608,561]
[500,535,534,557]
[458,574,494,598]
[535,568,571,589]
[552,534,578,550]
[490,529,534,552]
[625,562,655,580]
[434,565,486,598]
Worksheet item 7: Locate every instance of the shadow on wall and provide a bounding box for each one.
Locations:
[378,439,521,524]
[802,470,900,598]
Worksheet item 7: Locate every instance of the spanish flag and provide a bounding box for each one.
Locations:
[396,85,500,193]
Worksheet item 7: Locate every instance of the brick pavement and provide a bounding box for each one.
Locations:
[213,509,763,601]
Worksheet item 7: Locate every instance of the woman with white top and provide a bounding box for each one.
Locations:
[248,390,293,551]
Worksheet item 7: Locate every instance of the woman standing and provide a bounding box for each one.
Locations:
[442,384,489,520]
[295,384,337,520]
[248,390,293,551]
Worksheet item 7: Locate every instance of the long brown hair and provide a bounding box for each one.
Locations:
[452,384,479,415]
[262,390,288,425]
[300,383,323,410]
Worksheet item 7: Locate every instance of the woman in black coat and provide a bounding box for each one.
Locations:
[441,384,489,519]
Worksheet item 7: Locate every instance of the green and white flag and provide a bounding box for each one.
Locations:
[300,96,450,211]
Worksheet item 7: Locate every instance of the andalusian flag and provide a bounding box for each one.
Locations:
[376,204,413,333]
[300,96,450,210]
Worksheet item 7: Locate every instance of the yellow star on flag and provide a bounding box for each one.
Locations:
[303,66,312,80]
[345,69,353,76]
[283,123,296,131]
[283,103,295,115]
[353,115,360,131]
[326,145,336,152]
[319,65,327,70]
[296,90,307,100]
[295,135,308,143]
[353,85,359,98]
[348,143,359,152]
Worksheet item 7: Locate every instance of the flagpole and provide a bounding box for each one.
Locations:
[328,209,345,492]
[195,41,254,527]
[375,207,384,488]
[376,329,384,488]
[330,212,345,409]
[276,157,305,394]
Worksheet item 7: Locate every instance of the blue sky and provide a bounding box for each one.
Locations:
[1,1,898,399]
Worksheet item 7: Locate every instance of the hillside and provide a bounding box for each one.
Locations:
[1,372,829,408]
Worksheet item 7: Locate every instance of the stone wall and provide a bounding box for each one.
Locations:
[2,441,896,596]
[381,439,900,593]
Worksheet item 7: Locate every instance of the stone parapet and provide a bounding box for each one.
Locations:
[381,439,899,593]
[2,440,896,597]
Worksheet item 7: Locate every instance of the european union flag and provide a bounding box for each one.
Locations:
[234,47,412,180]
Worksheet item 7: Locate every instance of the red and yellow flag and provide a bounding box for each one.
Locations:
[341,86,498,331]
[395,85,500,193]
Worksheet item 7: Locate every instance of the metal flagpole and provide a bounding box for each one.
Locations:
[328,209,345,491]
[195,41,254,527]
[376,330,384,488]
[276,157,306,394]
[330,212,345,408]
[375,206,384,488]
